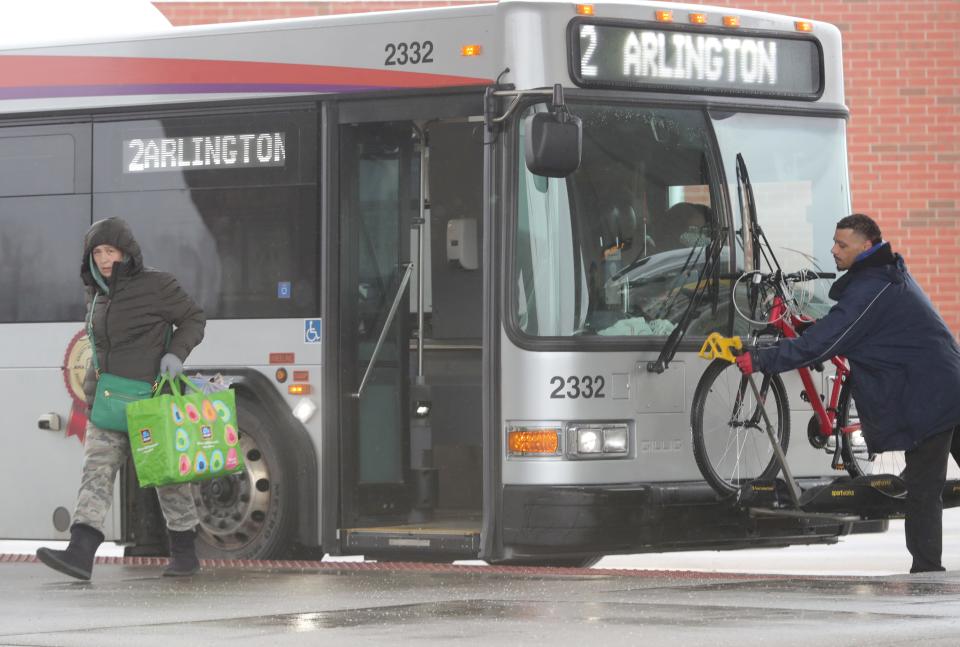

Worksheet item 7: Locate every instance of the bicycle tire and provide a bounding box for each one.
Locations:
[839,378,905,478]
[691,359,791,496]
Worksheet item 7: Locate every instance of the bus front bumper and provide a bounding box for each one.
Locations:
[500,481,891,559]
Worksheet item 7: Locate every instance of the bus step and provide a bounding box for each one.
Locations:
[342,525,480,559]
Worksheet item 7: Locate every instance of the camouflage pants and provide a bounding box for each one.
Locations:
[73,422,200,532]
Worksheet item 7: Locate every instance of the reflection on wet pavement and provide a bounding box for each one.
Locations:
[4,562,960,646]
[221,598,934,632]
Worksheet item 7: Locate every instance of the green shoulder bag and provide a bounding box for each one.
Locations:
[87,298,162,432]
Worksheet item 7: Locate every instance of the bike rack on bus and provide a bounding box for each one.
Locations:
[695,333,960,522]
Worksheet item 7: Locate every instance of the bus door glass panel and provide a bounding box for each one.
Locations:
[711,113,849,328]
[514,105,727,339]
[339,122,416,508]
[0,123,97,539]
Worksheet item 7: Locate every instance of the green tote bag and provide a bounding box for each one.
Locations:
[125,375,244,488]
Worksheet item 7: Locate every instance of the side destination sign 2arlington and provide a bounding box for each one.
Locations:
[569,19,823,99]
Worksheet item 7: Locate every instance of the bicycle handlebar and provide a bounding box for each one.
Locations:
[781,270,836,283]
[720,270,835,283]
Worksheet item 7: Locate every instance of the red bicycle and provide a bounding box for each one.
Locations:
[691,268,904,497]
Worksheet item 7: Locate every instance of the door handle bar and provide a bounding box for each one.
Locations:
[351,262,414,399]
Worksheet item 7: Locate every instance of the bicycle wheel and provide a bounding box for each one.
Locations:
[691,358,790,496]
[839,379,906,478]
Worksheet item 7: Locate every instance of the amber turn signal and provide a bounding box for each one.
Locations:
[508,428,560,455]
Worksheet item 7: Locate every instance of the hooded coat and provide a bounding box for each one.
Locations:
[81,218,206,407]
[752,243,960,453]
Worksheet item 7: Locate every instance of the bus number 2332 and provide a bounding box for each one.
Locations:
[549,375,606,399]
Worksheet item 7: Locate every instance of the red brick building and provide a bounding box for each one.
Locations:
[154,1,960,332]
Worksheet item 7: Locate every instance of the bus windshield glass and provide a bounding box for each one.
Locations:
[711,112,850,322]
[513,104,727,339]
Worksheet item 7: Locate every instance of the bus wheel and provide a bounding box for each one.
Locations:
[192,400,296,560]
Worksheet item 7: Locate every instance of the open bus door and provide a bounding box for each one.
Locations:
[331,96,485,560]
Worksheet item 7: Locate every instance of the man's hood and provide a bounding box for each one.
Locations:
[828,242,904,300]
[80,217,144,288]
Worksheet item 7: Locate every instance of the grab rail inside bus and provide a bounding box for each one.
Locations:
[351,262,414,399]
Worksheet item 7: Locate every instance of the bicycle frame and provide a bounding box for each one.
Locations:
[765,294,859,440]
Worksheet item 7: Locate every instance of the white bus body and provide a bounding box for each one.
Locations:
[0,0,878,563]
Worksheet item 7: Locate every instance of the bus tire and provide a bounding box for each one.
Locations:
[193,399,297,560]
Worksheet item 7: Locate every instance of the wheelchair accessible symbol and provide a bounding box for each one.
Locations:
[304,319,322,344]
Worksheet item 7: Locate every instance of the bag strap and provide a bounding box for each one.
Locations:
[86,298,101,378]
[86,296,173,380]
[177,374,204,395]
[153,374,205,401]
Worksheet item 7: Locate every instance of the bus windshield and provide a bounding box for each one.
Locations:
[513,103,727,339]
[712,112,850,322]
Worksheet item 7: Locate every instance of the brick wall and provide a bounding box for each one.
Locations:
[153,1,960,332]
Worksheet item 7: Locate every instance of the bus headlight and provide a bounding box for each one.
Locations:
[577,428,602,454]
[602,426,628,453]
[507,422,630,459]
[567,423,630,459]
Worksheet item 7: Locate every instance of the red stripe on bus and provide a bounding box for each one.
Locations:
[0,55,491,90]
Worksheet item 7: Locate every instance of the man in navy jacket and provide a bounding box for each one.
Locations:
[736,213,960,573]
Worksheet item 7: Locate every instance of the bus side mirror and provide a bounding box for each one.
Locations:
[524,86,582,178]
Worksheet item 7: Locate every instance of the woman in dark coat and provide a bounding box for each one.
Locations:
[36,218,206,580]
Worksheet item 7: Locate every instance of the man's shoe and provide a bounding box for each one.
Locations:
[910,565,946,574]
[36,523,104,581]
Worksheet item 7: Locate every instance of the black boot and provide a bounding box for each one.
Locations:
[163,528,200,577]
[36,523,104,581]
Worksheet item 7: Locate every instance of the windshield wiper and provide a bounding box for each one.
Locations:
[646,225,727,373]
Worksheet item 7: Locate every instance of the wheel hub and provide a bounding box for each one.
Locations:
[193,433,272,553]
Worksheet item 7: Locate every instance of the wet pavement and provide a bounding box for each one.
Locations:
[2,557,959,646]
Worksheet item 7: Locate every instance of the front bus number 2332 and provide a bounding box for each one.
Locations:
[384,40,435,66]
[550,375,606,399]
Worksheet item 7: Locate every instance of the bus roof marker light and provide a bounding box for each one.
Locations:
[655,10,673,22]
[723,15,740,28]
[460,44,482,57]
[795,20,813,32]
[575,4,594,16]
[689,13,707,25]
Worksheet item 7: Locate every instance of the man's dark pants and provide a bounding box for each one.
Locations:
[953,427,960,469]
[903,427,955,573]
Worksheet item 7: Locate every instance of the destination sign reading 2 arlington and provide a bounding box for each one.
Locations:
[124,132,286,173]
[573,22,821,98]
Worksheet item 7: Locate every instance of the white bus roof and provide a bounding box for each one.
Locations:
[0,0,843,115]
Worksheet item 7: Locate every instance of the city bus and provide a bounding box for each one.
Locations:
[0,0,882,565]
